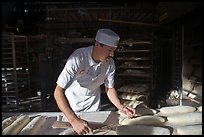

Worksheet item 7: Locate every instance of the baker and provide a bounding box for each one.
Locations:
[54,28,136,135]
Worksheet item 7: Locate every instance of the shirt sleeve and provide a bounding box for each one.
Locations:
[104,59,115,88]
[56,50,82,89]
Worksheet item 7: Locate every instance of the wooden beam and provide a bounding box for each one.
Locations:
[98,18,157,27]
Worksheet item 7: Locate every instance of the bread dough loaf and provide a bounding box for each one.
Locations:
[119,115,166,125]
[2,116,17,131]
[160,105,196,116]
[116,125,171,135]
[197,106,202,112]
[2,115,30,135]
[19,116,47,135]
[117,107,157,118]
[176,125,202,135]
[167,112,202,126]
[121,99,144,108]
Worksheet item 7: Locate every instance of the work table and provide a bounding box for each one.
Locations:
[2,106,202,135]
[2,111,119,135]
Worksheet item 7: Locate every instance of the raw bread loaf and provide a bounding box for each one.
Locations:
[118,84,149,94]
[119,115,166,125]
[183,78,193,91]
[2,115,30,135]
[129,100,143,108]
[116,125,171,135]
[19,116,47,135]
[119,92,144,101]
[167,112,202,126]
[2,116,17,130]
[176,125,202,135]
[121,99,144,108]
[117,110,141,118]
[160,105,196,116]
[197,106,202,112]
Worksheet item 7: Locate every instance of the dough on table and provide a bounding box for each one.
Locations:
[116,125,171,135]
[167,112,202,126]
[19,116,47,135]
[2,115,18,131]
[176,125,202,135]
[159,105,196,116]
[119,115,166,125]
[2,115,31,135]
[117,107,157,118]
[197,105,202,112]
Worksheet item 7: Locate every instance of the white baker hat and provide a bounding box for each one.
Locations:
[95,28,120,48]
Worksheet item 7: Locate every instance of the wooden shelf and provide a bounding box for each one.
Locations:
[117,50,151,53]
[117,57,151,61]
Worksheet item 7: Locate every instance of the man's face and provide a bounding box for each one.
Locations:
[98,44,117,62]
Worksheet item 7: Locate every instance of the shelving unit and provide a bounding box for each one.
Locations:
[169,9,202,107]
[182,40,202,106]
[2,33,32,112]
[115,37,155,108]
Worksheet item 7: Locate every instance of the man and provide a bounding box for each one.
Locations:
[54,28,136,135]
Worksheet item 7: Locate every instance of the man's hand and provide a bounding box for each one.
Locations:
[70,117,92,135]
[119,106,136,118]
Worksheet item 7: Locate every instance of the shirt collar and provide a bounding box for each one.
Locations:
[88,46,102,67]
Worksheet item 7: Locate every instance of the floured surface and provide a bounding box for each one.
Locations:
[52,121,72,129]
[2,111,119,135]
[2,110,202,135]
[51,121,108,130]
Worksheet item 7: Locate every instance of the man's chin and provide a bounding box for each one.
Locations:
[101,58,110,62]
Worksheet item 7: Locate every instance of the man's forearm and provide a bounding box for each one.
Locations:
[54,85,78,122]
[106,87,124,111]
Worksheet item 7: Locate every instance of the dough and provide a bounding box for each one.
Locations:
[160,105,196,116]
[117,110,141,118]
[119,115,166,125]
[167,112,202,126]
[197,106,202,112]
[116,125,171,135]
[117,107,157,117]
[2,116,17,130]
[2,115,31,135]
[19,116,47,135]
[176,125,202,135]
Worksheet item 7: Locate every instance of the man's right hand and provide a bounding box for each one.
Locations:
[70,117,92,135]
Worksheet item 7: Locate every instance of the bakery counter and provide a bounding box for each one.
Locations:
[2,105,202,135]
[2,111,120,135]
